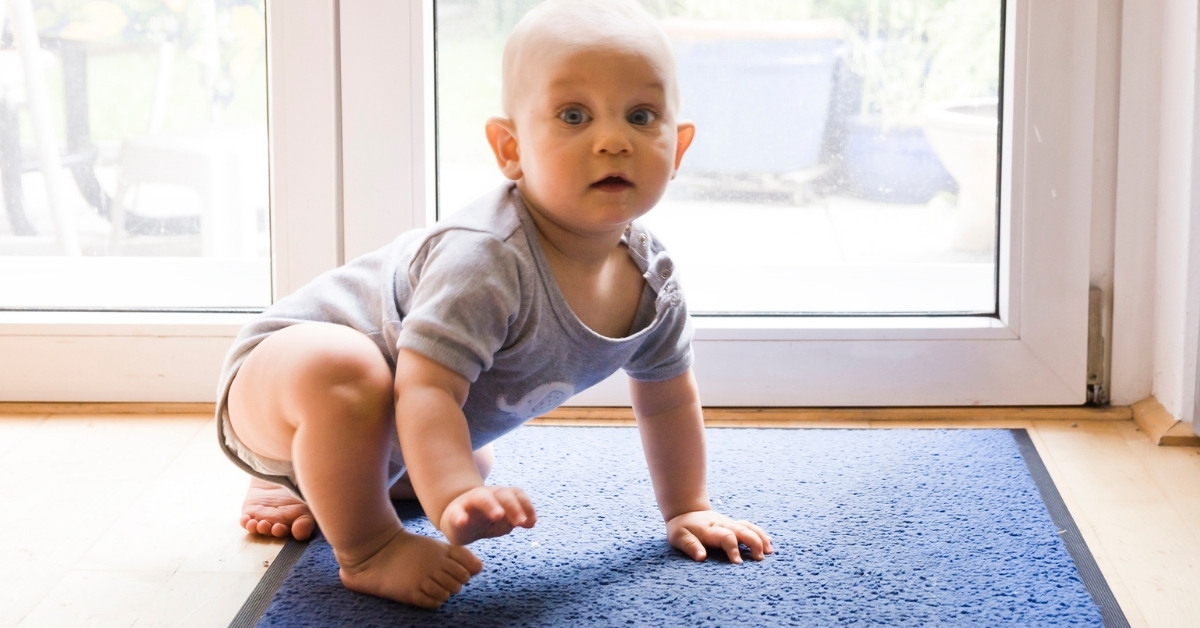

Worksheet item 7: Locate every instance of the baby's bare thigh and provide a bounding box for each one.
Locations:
[227,322,393,462]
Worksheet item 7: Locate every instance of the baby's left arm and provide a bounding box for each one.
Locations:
[629,369,773,564]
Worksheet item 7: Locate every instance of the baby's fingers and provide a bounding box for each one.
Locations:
[729,520,773,560]
[668,528,708,562]
[462,488,507,521]
[687,521,760,564]
[706,525,745,564]
[494,487,537,528]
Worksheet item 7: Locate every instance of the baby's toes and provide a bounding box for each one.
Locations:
[431,569,465,596]
[240,514,262,535]
[290,514,315,540]
[417,580,453,609]
[448,544,484,576]
[249,517,278,537]
[241,504,313,539]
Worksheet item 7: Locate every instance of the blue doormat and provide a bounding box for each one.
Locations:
[232,427,1126,627]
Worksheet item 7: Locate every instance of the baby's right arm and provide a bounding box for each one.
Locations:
[393,349,536,545]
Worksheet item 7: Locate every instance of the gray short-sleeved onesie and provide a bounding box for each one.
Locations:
[215,183,693,496]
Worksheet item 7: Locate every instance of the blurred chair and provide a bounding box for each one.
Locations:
[108,0,267,258]
[1,0,266,258]
[111,126,265,257]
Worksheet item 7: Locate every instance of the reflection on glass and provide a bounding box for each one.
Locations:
[436,0,1002,315]
[0,0,269,310]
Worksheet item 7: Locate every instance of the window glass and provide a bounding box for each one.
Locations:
[0,0,270,310]
[435,0,1002,315]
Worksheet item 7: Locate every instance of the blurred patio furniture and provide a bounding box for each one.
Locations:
[1,0,265,257]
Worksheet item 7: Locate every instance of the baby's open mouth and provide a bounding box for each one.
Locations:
[591,175,632,191]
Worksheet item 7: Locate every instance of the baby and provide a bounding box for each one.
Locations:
[216,0,772,609]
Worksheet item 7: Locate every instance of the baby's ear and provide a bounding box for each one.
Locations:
[485,117,523,180]
[672,121,696,176]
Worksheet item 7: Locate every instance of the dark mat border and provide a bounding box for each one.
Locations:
[228,536,308,628]
[1011,428,1129,628]
[230,428,1130,628]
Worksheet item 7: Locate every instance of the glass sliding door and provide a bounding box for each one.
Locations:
[421,0,1094,406]
[436,0,1002,316]
[0,0,270,310]
[0,0,339,402]
[0,0,1102,405]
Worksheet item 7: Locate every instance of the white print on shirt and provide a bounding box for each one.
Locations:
[497,382,575,418]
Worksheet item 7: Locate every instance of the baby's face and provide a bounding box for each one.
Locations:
[498,30,692,238]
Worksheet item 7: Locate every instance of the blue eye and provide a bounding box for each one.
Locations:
[559,107,590,125]
[628,108,656,125]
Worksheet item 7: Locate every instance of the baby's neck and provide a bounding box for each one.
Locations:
[537,231,645,339]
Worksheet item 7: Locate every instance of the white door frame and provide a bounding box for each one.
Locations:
[0,0,1111,405]
[341,0,1100,407]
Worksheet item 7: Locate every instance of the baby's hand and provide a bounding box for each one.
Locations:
[439,485,537,546]
[666,510,773,564]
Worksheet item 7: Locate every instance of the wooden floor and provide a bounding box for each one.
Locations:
[2,407,1199,627]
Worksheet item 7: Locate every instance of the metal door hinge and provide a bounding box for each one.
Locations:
[1087,285,1108,405]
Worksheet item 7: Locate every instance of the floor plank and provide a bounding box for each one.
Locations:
[1031,420,1200,627]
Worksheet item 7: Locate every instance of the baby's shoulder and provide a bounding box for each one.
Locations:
[431,184,524,241]
[410,186,526,265]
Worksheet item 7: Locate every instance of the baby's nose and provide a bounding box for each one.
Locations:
[593,122,633,154]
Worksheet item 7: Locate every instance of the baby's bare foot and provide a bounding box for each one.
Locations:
[241,477,316,540]
[339,529,484,609]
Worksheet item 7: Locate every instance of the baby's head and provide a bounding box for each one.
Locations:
[485,0,694,235]
[500,0,680,119]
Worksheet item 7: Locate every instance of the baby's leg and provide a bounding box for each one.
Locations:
[227,322,482,608]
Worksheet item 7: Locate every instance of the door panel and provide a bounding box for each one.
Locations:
[341,0,1094,406]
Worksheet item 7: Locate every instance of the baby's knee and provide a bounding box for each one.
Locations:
[259,323,394,417]
[310,354,393,421]
[316,351,392,404]
[298,326,390,387]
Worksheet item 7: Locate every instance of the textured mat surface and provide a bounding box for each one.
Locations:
[235,427,1123,627]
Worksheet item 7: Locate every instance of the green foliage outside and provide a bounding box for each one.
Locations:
[17,0,266,143]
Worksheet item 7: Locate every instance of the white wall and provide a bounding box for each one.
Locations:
[1154,0,1199,421]
[1190,7,1200,431]
[1110,0,1200,428]
[1111,0,1160,407]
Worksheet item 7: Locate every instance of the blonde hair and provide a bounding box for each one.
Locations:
[500,0,680,116]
